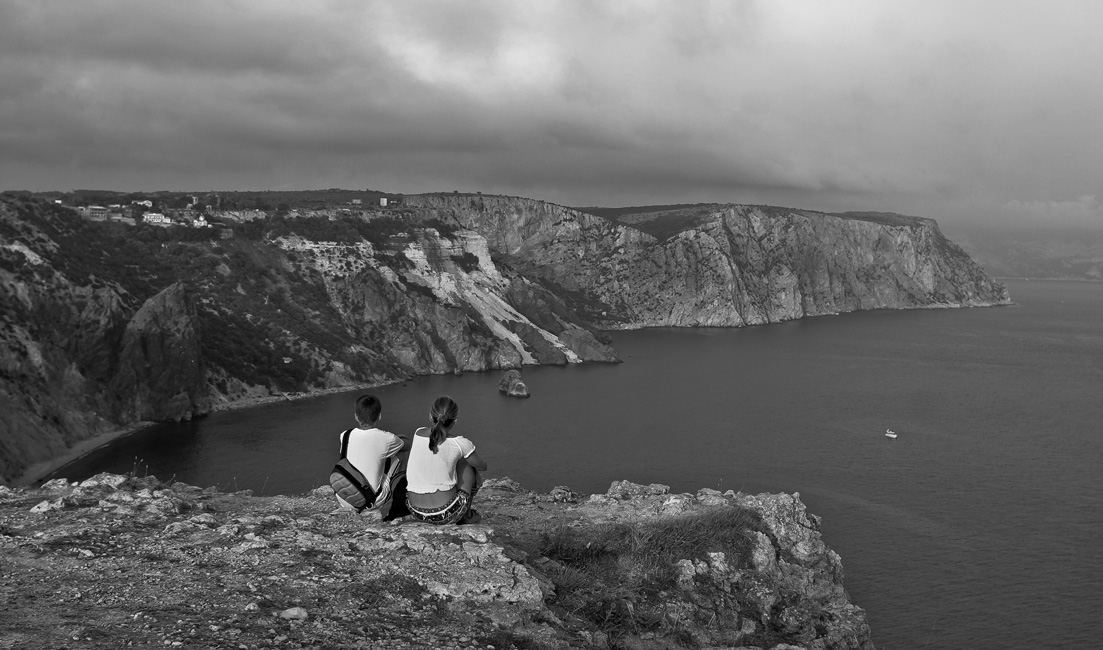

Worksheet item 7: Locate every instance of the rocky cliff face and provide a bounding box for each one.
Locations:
[1,193,1006,485]
[0,209,210,483]
[277,227,619,373]
[108,282,210,422]
[0,198,617,484]
[409,194,1011,327]
[0,476,873,650]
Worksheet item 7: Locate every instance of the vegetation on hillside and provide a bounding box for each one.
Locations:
[578,203,930,241]
[233,213,460,246]
[831,211,929,227]
[1,198,424,394]
[509,507,774,645]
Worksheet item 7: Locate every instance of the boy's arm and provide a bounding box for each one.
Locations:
[397,433,412,453]
[388,432,411,455]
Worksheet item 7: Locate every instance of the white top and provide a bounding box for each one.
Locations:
[406,428,476,494]
[341,427,404,492]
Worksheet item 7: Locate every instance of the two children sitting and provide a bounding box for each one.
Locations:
[334,393,485,525]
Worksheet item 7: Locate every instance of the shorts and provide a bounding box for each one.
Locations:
[406,485,478,525]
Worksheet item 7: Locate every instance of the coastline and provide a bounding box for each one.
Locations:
[11,382,387,488]
[206,384,377,413]
[11,423,158,488]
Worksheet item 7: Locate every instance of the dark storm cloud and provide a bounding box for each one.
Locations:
[2,1,1102,226]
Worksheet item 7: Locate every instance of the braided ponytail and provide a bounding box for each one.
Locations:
[428,395,459,453]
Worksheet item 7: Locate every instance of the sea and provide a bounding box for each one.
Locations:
[46,279,1103,650]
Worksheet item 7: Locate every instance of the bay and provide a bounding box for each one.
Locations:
[47,279,1103,649]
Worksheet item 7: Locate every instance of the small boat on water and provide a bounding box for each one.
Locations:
[885,429,897,439]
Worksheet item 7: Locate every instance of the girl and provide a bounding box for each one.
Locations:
[405,396,487,524]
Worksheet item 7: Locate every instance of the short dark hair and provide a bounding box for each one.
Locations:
[354,394,382,426]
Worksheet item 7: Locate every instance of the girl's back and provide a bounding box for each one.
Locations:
[406,428,475,493]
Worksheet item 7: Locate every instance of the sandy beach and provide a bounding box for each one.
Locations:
[11,423,159,488]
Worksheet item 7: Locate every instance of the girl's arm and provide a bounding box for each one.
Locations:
[464,450,488,472]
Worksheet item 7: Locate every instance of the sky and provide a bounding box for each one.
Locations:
[2,1,1102,228]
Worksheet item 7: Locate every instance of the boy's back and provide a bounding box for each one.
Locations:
[343,426,404,493]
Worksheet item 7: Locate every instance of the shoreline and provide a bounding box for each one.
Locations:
[11,382,388,488]
[11,423,158,488]
[206,383,382,413]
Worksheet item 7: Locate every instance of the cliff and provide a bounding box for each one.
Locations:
[0,232,210,483]
[0,193,1008,485]
[0,197,616,484]
[0,476,873,650]
[408,195,1010,327]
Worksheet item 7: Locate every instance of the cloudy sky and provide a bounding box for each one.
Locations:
[2,1,1101,227]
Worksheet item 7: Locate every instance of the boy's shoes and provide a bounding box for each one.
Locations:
[460,509,482,525]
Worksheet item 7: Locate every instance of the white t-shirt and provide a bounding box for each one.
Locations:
[406,428,476,494]
[341,427,404,493]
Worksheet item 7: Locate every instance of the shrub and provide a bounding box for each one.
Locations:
[531,507,765,640]
[450,252,480,273]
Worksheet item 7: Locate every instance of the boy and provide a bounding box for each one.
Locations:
[334,394,411,520]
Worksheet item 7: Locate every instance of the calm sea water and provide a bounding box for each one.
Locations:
[48,279,1103,649]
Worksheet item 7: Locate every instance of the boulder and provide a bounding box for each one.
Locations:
[498,369,530,398]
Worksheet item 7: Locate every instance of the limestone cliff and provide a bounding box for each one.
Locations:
[291,227,617,373]
[0,476,873,650]
[408,194,1011,327]
[1,193,1006,485]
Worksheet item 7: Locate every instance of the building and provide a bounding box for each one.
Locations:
[379,198,388,207]
[143,212,171,226]
[351,199,362,206]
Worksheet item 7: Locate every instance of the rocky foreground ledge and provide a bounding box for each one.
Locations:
[0,476,873,650]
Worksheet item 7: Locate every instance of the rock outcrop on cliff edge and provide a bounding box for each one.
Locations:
[108,282,210,422]
[0,476,873,650]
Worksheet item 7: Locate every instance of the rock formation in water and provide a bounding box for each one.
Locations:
[498,369,530,398]
[0,476,874,650]
[0,192,1008,485]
